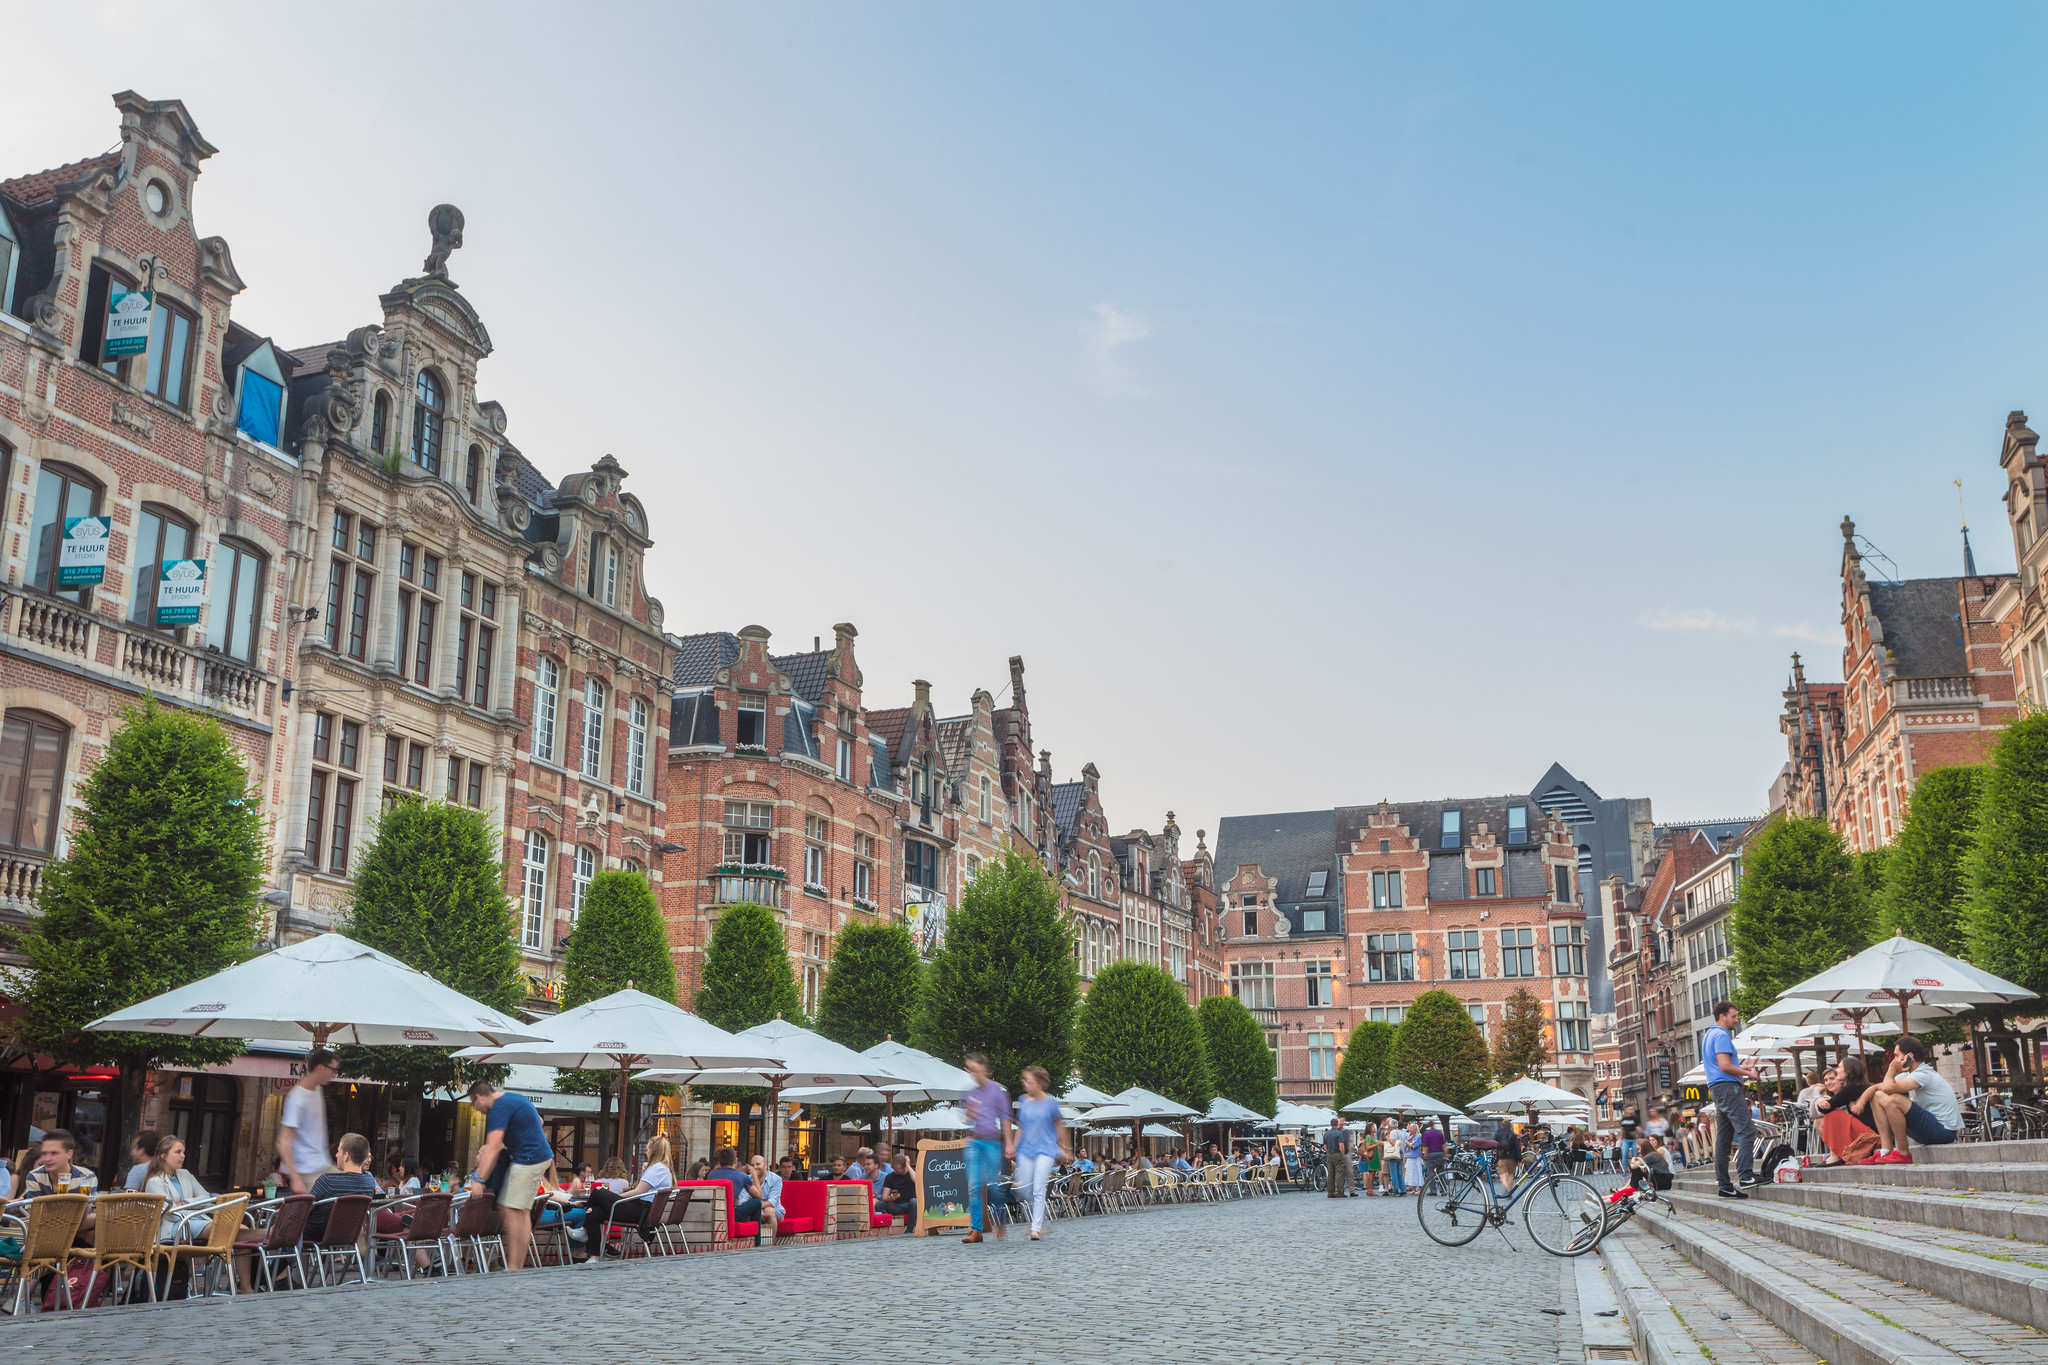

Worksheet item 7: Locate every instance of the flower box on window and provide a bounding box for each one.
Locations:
[803,881,829,897]
[851,896,877,914]
[735,743,769,756]
[712,862,785,879]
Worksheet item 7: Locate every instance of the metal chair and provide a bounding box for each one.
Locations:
[0,1194,88,1314]
[656,1186,699,1253]
[447,1191,505,1274]
[527,1192,574,1267]
[237,1194,314,1293]
[304,1193,372,1287]
[373,1192,454,1280]
[160,1192,251,1298]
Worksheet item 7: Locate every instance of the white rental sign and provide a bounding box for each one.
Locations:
[155,558,205,627]
[59,516,111,586]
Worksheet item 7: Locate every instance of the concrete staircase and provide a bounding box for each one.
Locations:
[1596,1140,2048,1365]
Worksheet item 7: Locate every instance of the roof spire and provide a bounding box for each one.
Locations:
[1958,479,1978,577]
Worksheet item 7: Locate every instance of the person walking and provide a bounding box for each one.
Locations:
[960,1052,1013,1244]
[1703,1000,1760,1198]
[1619,1105,1640,1168]
[276,1048,338,1196]
[1322,1116,1351,1199]
[1010,1065,1069,1240]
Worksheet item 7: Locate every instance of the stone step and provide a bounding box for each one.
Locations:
[1921,1139,2048,1166]
[1665,1187,2048,1329]
[1748,1175,2048,1243]
[1597,1223,1822,1365]
[1639,1203,2048,1365]
[1800,1160,2048,1195]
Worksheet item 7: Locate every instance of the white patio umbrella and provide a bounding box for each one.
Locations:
[780,1041,972,1131]
[1081,1086,1202,1154]
[456,987,785,1164]
[1061,1081,1115,1108]
[638,1018,910,1165]
[1471,1076,1592,1130]
[1203,1096,1269,1124]
[1340,1083,1464,1120]
[1780,932,2037,1039]
[87,932,548,1050]
[1141,1123,1182,1138]
[887,1104,968,1132]
[1268,1100,1333,1128]
[1754,994,1966,1060]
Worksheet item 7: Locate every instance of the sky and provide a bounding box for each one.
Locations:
[9,3,2048,845]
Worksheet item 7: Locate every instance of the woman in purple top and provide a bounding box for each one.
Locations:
[1009,1065,1071,1240]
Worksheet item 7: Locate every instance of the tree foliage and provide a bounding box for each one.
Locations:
[912,847,1078,1093]
[694,901,802,1032]
[1391,989,1491,1109]
[554,871,676,1148]
[1491,987,1551,1083]
[335,800,522,1128]
[1877,764,1982,954]
[815,920,920,1053]
[1197,994,1277,1118]
[1727,814,1872,1017]
[8,699,265,1138]
[1332,1019,1396,1112]
[1073,961,1214,1111]
[1966,712,2048,999]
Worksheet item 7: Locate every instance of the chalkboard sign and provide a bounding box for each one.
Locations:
[1277,1133,1304,1186]
[914,1138,972,1236]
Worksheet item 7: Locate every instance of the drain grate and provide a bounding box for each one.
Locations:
[1586,1348,1639,1360]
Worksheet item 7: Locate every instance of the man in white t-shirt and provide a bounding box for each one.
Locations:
[1858,1036,1960,1162]
[276,1049,338,1194]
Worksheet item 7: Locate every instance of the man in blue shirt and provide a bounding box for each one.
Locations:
[1701,1001,1760,1198]
[467,1079,556,1269]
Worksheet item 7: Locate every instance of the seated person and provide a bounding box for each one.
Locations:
[748,1153,786,1234]
[878,1150,917,1232]
[776,1155,798,1184]
[596,1158,631,1194]
[870,1144,893,1197]
[22,1129,99,1242]
[306,1133,380,1241]
[828,1155,849,1180]
[123,1131,154,1192]
[1857,1035,1960,1161]
[584,1136,676,1256]
[687,1158,711,1182]
[847,1148,872,1182]
[706,1147,766,1235]
[1813,1057,1878,1163]
[144,1134,256,1294]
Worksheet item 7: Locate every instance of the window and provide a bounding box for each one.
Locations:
[581,678,606,780]
[465,445,483,505]
[0,712,68,855]
[322,512,377,661]
[1447,929,1482,980]
[602,539,620,607]
[532,657,559,763]
[1302,905,1326,932]
[1441,810,1461,849]
[1552,922,1585,977]
[1467,1004,1487,1027]
[142,299,195,408]
[736,694,766,749]
[1305,870,1327,897]
[1371,870,1403,909]
[1308,1032,1337,1081]
[455,574,497,710]
[78,262,133,375]
[394,543,441,687]
[205,539,265,663]
[853,831,875,904]
[722,802,773,865]
[571,845,596,922]
[305,713,360,875]
[521,831,549,950]
[236,366,284,448]
[1305,960,1334,1008]
[371,392,391,457]
[445,755,462,801]
[127,505,196,629]
[978,775,991,823]
[1088,853,1102,900]
[1556,1000,1590,1053]
[804,814,828,889]
[626,697,649,796]
[1502,926,1536,978]
[1475,867,1496,897]
[0,207,18,315]
[1554,864,1571,904]
[965,853,981,882]
[906,840,940,892]
[1266,1032,1281,1075]
[1507,805,1528,844]
[1366,932,1414,982]
[1368,1006,1405,1025]
[28,464,102,599]
[410,369,444,474]
[1242,902,1258,937]
[1230,961,1276,1010]
[466,759,486,808]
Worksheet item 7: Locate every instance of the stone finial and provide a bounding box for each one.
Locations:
[424,204,464,278]
[913,679,931,706]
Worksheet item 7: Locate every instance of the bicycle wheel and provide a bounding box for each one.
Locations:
[1521,1174,1607,1257]
[1311,1162,1326,1192]
[1417,1166,1489,1247]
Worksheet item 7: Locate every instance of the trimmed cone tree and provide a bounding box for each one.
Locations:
[693,901,803,1119]
[1878,764,1982,954]
[9,698,265,1151]
[1966,712,2048,1000]
[913,846,1078,1093]
[1332,1018,1396,1112]
[1491,987,1550,1083]
[815,920,920,1053]
[1073,960,1214,1112]
[1727,814,1871,1017]
[1198,994,1277,1118]
[335,798,523,1157]
[555,870,677,1157]
[1391,989,1491,1109]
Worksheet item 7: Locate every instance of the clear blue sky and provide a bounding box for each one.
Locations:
[11,4,2046,840]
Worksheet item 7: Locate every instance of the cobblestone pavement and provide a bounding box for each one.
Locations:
[2,1192,1586,1362]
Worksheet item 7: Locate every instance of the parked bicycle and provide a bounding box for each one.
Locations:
[1417,1138,1606,1256]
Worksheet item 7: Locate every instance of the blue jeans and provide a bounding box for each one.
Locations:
[1712,1080,1755,1189]
[967,1139,1002,1232]
[1387,1161,1406,1194]
[1620,1137,1637,1166]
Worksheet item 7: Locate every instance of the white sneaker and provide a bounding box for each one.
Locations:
[568,1228,588,1242]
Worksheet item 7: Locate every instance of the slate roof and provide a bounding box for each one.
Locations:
[1334,795,1543,856]
[0,153,120,207]
[505,448,555,506]
[770,650,831,703]
[1212,810,1339,905]
[1866,579,1967,678]
[671,632,741,688]
[1051,781,1085,846]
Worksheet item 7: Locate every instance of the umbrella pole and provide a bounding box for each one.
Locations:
[618,1057,632,1167]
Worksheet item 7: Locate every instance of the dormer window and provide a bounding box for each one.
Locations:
[371,392,391,458]
[587,534,619,607]
[465,445,483,505]
[0,204,18,315]
[735,693,767,748]
[1441,810,1462,849]
[410,370,444,475]
[232,341,287,448]
[1507,806,1528,844]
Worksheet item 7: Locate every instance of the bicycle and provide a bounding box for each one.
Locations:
[1416,1139,1607,1257]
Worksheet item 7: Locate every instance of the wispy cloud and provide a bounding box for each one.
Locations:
[1084,301,1151,396]
[1636,607,1833,646]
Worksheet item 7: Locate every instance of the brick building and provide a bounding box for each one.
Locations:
[1991,411,2048,716]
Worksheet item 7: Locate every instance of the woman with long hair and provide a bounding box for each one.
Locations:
[1009,1065,1070,1241]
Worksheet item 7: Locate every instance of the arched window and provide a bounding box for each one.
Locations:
[580,677,606,779]
[1087,852,1101,900]
[371,391,391,457]
[28,463,103,599]
[410,369,444,475]
[1085,921,1098,977]
[0,711,68,856]
[586,535,620,608]
[520,830,549,950]
[127,503,195,630]
[572,845,597,920]
[465,444,483,505]
[532,656,559,763]
[206,538,266,663]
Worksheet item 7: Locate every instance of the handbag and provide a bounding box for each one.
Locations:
[44,1263,110,1311]
[1820,1108,1878,1166]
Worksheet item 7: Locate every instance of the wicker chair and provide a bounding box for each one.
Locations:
[63,1192,167,1306]
[373,1192,454,1280]
[0,1194,88,1314]
[235,1194,314,1293]
[159,1193,250,1298]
